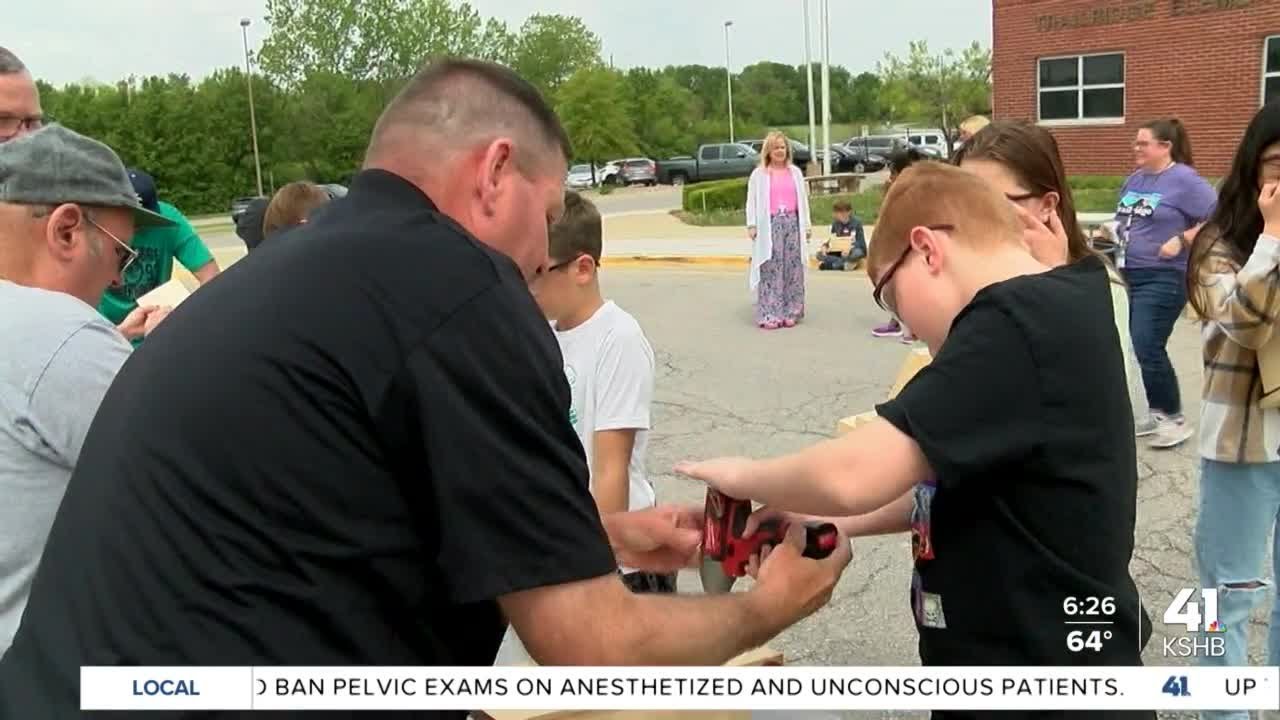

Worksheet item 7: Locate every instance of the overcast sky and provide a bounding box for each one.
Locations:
[8,0,990,86]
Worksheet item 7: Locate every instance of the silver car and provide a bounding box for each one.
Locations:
[566,164,599,189]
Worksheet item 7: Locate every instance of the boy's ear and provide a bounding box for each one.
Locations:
[573,254,597,284]
[909,226,946,273]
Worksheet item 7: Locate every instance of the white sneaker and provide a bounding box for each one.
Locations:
[1134,415,1159,438]
[1148,413,1192,449]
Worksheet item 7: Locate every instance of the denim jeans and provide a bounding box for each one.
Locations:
[1125,268,1186,415]
[1195,459,1280,720]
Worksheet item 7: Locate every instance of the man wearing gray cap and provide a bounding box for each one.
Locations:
[0,124,173,654]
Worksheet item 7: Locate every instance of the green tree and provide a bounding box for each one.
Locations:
[736,62,802,127]
[258,0,508,86]
[624,69,698,158]
[847,72,884,123]
[556,67,637,182]
[512,14,602,99]
[879,41,991,151]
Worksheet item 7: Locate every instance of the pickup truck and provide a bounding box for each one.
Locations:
[656,143,758,185]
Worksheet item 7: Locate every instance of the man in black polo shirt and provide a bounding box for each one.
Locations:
[0,59,850,717]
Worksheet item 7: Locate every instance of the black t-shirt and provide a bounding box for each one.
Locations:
[876,256,1153,672]
[0,170,618,718]
[235,196,269,251]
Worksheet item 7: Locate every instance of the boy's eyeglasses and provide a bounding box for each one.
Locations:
[871,224,955,316]
[545,253,598,273]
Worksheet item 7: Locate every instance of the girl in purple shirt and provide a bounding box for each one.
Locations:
[1116,118,1216,449]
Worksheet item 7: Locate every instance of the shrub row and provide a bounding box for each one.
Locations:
[681,178,750,213]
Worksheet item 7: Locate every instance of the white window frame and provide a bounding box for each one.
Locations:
[1262,36,1280,106]
[1037,51,1126,127]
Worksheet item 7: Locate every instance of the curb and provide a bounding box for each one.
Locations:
[604,255,749,268]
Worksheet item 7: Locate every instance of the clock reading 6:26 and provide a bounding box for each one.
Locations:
[1063,596,1116,616]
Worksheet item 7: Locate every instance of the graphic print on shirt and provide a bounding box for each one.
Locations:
[910,476,945,629]
[910,477,936,562]
[564,364,579,428]
[1116,192,1162,219]
[108,246,166,301]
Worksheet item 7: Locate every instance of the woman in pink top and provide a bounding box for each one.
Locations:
[745,131,811,329]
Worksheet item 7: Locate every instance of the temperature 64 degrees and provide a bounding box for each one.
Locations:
[1067,629,1112,652]
[1163,675,1190,697]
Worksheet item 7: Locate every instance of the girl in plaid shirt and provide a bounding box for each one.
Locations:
[1186,103,1280,712]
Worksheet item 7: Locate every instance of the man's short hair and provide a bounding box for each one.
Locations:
[366,58,571,174]
[832,200,852,213]
[0,47,25,75]
[868,162,1019,279]
[549,190,602,263]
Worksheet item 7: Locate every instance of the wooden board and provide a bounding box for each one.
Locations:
[835,346,932,435]
[824,237,853,254]
[475,647,782,720]
[136,278,194,308]
[889,347,932,399]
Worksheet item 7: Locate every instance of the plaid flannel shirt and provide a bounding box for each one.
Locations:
[1197,234,1280,463]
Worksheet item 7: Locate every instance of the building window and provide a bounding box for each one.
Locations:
[1038,53,1124,123]
[1265,36,1280,105]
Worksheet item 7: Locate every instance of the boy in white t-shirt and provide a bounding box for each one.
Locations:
[493,191,670,665]
[533,191,665,575]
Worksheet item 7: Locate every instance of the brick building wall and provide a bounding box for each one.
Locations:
[993,0,1280,177]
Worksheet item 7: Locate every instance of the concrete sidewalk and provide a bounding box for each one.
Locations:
[195,209,1121,273]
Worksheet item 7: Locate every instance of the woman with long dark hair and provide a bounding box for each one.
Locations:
[1185,102,1280,693]
[1117,119,1217,449]
[955,120,1155,436]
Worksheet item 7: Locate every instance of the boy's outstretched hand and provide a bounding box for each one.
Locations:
[674,457,761,500]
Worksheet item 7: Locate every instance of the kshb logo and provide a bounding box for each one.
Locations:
[1161,588,1225,658]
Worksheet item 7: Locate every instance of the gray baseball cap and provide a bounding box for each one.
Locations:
[0,124,173,227]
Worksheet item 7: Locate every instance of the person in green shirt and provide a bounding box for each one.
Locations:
[98,170,220,343]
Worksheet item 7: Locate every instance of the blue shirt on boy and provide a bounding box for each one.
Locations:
[831,216,866,255]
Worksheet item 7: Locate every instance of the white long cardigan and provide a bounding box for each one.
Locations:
[745,164,812,293]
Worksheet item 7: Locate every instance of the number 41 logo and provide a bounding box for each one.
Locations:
[1163,675,1190,697]
[1163,588,1224,632]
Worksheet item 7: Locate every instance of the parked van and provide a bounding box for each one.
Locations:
[903,129,949,157]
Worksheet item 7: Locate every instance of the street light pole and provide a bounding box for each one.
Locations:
[820,0,832,175]
[240,18,264,198]
[724,20,735,143]
[803,0,816,159]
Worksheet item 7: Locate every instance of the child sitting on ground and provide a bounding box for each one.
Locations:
[678,163,1152,687]
[815,200,866,270]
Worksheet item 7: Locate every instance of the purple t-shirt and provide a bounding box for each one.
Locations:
[1114,163,1216,271]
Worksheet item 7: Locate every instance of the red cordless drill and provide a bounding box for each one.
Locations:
[699,488,840,594]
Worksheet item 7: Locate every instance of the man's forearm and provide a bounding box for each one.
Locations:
[547,590,782,666]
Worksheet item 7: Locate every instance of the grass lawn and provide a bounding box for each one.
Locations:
[677,175,1131,227]
[775,124,862,145]
[675,189,881,227]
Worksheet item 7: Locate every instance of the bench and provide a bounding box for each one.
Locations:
[805,173,862,196]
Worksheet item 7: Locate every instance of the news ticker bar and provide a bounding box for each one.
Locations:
[82,665,1278,712]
